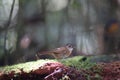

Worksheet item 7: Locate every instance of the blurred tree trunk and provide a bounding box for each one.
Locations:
[16,0,110,56]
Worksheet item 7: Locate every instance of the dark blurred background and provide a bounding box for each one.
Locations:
[0,0,120,66]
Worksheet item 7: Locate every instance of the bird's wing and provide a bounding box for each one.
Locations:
[51,47,67,54]
[37,50,52,55]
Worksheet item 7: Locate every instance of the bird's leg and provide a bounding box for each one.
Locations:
[35,53,40,60]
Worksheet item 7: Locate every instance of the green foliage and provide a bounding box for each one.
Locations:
[71,0,81,9]
[19,0,28,4]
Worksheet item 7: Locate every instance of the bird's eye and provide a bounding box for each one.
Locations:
[66,43,73,48]
[68,45,72,48]
[69,45,72,47]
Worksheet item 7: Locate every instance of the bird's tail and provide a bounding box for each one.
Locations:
[35,50,52,60]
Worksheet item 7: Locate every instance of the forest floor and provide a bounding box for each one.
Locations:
[0,56,120,80]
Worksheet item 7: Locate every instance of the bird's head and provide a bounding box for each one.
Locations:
[66,43,73,52]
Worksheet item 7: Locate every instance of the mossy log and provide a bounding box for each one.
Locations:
[0,55,120,80]
[0,56,95,73]
[0,54,120,73]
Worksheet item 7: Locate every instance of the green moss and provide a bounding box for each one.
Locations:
[0,56,96,74]
[0,59,57,73]
[60,75,71,80]
[59,56,96,70]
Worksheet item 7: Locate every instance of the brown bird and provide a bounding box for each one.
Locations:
[36,44,73,59]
